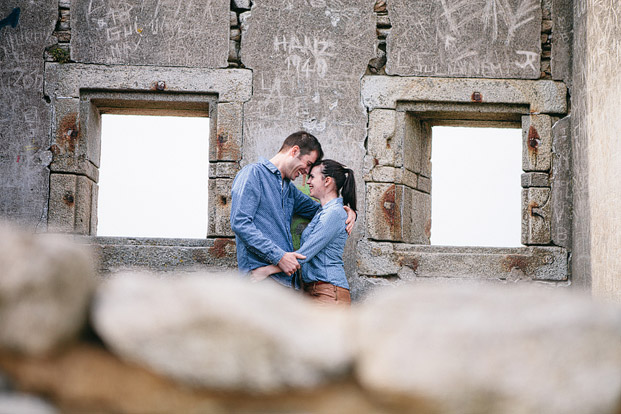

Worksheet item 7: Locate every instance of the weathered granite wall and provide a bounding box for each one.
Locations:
[576,0,621,302]
[3,0,613,299]
[0,2,56,230]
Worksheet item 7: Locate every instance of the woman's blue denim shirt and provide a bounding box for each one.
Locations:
[297,197,349,289]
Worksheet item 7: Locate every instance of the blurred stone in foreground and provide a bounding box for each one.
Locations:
[0,222,95,355]
[92,273,353,392]
[0,393,58,414]
[355,284,621,414]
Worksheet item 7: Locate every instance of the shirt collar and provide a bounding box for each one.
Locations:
[259,157,282,177]
[322,197,343,210]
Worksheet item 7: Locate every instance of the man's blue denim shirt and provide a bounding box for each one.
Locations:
[297,197,349,289]
[230,157,319,287]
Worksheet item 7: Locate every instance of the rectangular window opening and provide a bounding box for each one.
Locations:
[430,125,522,247]
[97,114,209,239]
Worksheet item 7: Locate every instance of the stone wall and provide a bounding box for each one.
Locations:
[7,0,621,299]
[1,225,620,414]
[572,0,621,302]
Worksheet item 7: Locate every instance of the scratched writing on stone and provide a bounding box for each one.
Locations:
[274,34,335,79]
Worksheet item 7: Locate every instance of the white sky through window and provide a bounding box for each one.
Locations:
[431,126,522,247]
[97,114,209,238]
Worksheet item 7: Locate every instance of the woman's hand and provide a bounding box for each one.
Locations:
[343,206,357,235]
[250,265,281,283]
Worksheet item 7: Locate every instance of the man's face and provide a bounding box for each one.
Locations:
[285,149,318,180]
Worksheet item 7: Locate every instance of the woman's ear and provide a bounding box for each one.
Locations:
[324,176,334,188]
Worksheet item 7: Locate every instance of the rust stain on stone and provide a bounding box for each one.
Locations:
[56,113,79,154]
[471,92,483,103]
[501,255,532,274]
[215,129,240,160]
[63,192,74,207]
[151,81,166,91]
[373,158,379,166]
[209,238,235,259]
[528,126,540,154]
[191,249,208,264]
[219,195,228,206]
[528,201,539,217]
[381,184,399,232]
[398,256,419,272]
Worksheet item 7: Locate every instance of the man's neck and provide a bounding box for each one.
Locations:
[269,153,287,179]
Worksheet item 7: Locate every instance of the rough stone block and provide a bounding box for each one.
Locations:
[386,0,541,79]
[366,183,402,242]
[550,116,572,249]
[367,109,398,166]
[357,241,568,281]
[417,175,431,194]
[49,98,97,181]
[75,175,96,235]
[48,174,78,233]
[0,1,57,229]
[45,64,253,103]
[208,178,233,237]
[523,115,553,172]
[209,162,240,179]
[240,0,375,174]
[402,112,421,173]
[356,284,621,413]
[48,174,96,235]
[402,187,431,244]
[355,240,400,276]
[92,274,353,392]
[365,166,417,189]
[551,0,573,86]
[361,77,568,114]
[0,222,95,355]
[521,172,550,188]
[71,0,229,68]
[211,103,243,162]
[522,187,551,245]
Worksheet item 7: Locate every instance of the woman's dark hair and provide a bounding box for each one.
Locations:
[313,159,356,211]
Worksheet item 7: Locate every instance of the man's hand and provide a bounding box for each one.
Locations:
[278,252,306,275]
[343,206,357,235]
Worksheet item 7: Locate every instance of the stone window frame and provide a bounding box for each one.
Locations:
[359,76,571,282]
[44,63,252,244]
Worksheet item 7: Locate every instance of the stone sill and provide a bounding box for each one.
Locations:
[357,241,569,282]
[75,236,237,274]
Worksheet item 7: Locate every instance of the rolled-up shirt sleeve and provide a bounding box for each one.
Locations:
[230,167,286,266]
[296,208,344,264]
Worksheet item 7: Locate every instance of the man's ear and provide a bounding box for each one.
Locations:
[289,145,300,157]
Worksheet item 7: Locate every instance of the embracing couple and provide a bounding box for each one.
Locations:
[230,131,357,306]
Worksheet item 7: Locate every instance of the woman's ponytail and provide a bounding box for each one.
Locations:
[341,168,357,212]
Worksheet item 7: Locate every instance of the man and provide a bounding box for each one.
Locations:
[230,131,355,288]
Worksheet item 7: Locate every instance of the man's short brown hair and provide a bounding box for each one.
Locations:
[278,131,323,161]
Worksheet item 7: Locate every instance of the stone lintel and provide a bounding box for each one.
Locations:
[45,63,252,103]
[361,76,567,114]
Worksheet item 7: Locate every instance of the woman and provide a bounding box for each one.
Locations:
[251,159,356,306]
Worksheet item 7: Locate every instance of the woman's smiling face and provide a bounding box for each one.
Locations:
[307,165,325,199]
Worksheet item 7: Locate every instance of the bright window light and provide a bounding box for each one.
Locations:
[97,114,209,238]
[431,126,522,247]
